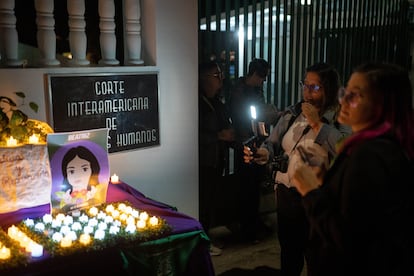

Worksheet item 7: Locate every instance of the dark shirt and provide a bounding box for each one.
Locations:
[302,128,413,276]
[199,94,232,169]
[229,77,279,144]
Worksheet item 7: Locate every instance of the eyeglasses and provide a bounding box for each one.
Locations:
[299,81,322,93]
[338,87,363,108]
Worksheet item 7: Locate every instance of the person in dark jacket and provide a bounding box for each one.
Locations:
[292,62,414,276]
[199,60,235,256]
[228,58,280,243]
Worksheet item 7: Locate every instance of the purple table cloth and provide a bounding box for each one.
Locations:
[0,182,215,276]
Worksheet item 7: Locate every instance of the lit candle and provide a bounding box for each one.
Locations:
[29,242,43,257]
[79,233,91,245]
[136,220,146,229]
[149,216,159,226]
[139,211,149,221]
[0,246,11,260]
[7,225,18,239]
[89,207,99,217]
[6,136,17,147]
[110,173,119,184]
[60,236,72,247]
[28,134,39,144]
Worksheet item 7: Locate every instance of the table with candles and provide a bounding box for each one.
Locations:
[0,181,214,276]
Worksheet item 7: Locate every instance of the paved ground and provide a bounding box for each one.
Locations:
[209,198,307,276]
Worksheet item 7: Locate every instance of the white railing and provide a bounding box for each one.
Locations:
[0,0,144,67]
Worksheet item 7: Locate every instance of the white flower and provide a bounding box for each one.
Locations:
[25,218,35,227]
[88,218,98,227]
[79,214,89,223]
[71,222,82,231]
[63,215,73,225]
[83,225,94,234]
[60,225,71,235]
[42,214,53,224]
[109,225,120,235]
[34,222,45,231]
[94,229,105,240]
[52,232,63,242]
[125,224,136,234]
[98,222,108,231]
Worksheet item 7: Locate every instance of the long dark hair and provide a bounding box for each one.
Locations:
[305,62,341,115]
[61,145,100,192]
[352,62,414,158]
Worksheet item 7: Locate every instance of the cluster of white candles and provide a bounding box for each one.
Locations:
[5,134,40,147]
[7,225,43,258]
[0,241,11,260]
[20,203,161,250]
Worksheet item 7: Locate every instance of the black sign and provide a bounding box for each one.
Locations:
[46,73,159,153]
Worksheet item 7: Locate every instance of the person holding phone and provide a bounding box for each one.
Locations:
[291,62,414,275]
[244,62,351,276]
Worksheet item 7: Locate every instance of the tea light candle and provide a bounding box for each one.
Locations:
[89,207,99,217]
[6,136,17,147]
[110,174,119,184]
[29,242,43,257]
[149,216,159,226]
[28,134,39,144]
[137,220,146,229]
[0,246,11,260]
[60,236,72,247]
[79,233,91,245]
[7,225,18,239]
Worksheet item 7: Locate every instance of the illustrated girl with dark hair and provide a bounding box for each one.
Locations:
[55,145,102,210]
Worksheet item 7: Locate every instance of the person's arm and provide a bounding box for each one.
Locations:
[313,122,351,161]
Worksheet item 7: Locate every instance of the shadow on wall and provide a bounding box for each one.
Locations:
[218,266,280,276]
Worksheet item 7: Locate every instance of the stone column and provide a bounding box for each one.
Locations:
[0,0,23,67]
[35,0,60,66]
[124,0,144,65]
[67,0,89,66]
[98,0,119,65]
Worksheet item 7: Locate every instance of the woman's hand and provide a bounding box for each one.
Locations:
[243,146,269,165]
[291,164,322,196]
[301,102,321,130]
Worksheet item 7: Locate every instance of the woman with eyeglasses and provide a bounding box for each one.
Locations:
[291,62,414,275]
[199,60,235,256]
[244,62,351,276]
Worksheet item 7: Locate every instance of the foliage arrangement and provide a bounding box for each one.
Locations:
[15,201,172,258]
[0,91,53,146]
[0,228,29,270]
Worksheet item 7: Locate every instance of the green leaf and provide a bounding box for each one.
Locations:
[29,102,39,113]
[14,91,26,98]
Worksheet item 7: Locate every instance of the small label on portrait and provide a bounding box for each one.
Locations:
[47,128,110,214]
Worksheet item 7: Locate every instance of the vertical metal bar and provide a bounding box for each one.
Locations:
[281,0,288,107]
[267,0,274,104]
[312,0,323,63]
[320,0,326,60]
[297,0,304,101]
[235,0,240,79]
[251,0,257,57]
[286,0,294,105]
[275,0,281,109]
[306,0,313,65]
[300,0,310,85]
[259,0,265,58]
[243,0,249,73]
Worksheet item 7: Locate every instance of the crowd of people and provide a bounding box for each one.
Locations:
[199,58,413,275]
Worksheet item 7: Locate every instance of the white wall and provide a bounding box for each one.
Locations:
[0,0,199,218]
